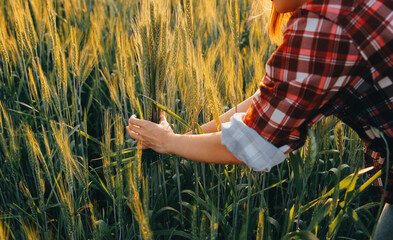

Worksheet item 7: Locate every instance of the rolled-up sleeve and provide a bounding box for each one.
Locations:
[221,112,287,171]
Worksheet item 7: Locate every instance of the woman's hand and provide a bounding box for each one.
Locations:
[126,112,174,154]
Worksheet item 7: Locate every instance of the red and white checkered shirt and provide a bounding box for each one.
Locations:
[221,0,393,202]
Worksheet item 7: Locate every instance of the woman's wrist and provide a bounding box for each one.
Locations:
[164,133,181,155]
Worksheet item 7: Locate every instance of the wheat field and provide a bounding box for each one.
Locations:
[0,0,382,239]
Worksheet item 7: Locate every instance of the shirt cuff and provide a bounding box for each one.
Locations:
[221,113,287,172]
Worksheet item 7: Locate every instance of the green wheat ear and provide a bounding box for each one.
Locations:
[69,27,79,79]
[205,75,223,131]
[334,121,344,160]
[135,1,174,122]
[28,67,39,103]
[0,31,10,77]
[185,0,194,41]
[24,124,45,206]
[102,111,114,196]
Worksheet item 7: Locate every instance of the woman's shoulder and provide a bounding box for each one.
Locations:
[297,0,361,22]
[284,0,357,34]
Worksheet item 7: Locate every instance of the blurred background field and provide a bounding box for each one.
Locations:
[0,0,381,239]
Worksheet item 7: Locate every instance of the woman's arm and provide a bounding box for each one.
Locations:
[197,95,253,133]
[169,133,244,165]
[126,113,245,165]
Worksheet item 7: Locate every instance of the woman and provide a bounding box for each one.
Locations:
[127,0,393,238]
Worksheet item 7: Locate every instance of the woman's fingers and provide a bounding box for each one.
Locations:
[128,115,146,127]
[160,111,166,122]
[126,116,154,150]
[126,113,174,154]
[126,126,143,141]
[127,122,144,134]
[159,111,170,128]
[128,115,136,125]
[129,113,169,130]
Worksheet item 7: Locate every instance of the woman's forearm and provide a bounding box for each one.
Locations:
[199,96,253,133]
[127,112,245,166]
[167,132,245,165]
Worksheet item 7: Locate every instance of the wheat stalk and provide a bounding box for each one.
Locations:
[55,178,75,239]
[102,111,114,195]
[210,208,218,240]
[127,168,152,240]
[114,114,125,237]
[191,204,198,240]
[256,210,264,239]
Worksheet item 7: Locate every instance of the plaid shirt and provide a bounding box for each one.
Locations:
[222,0,393,202]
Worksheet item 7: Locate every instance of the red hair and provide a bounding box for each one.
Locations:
[268,4,293,45]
